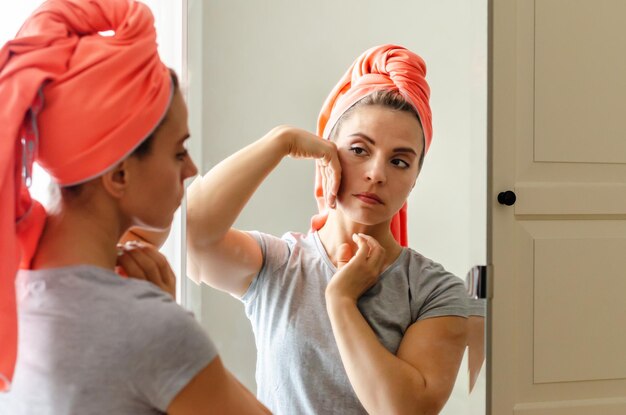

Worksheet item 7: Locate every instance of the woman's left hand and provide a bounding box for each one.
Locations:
[325,233,385,303]
[116,241,176,299]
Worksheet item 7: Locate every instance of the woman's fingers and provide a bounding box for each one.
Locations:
[139,244,176,291]
[316,141,340,209]
[328,234,385,300]
[358,233,385,270]
[325,166,334,209]
[351,233,386,273]
[327,151,341,208]
[326,166,336,209]
[288,129,341,209]
[318,140,335,166]
[355,233,382,254]
[116,242,175,298]
[320,162,329,208]
[320,141,341,209]
[351,233,371,262]
[117,248,147,281]
[124,248,160,284]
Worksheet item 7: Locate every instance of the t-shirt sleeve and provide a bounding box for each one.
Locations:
[467,298,487,317]
[240,231,291,305]
[413,261,470,321]
[127,296,219,411]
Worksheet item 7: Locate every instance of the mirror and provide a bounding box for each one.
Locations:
[184,0,487,413]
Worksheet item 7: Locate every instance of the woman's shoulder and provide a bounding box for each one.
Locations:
[18,265,197,327]
[260,230,311,243]
[402,248,450,274]
[247,229,316,253]
[396,250,469,320]
[18,264,216,363]
[17,264,149,304]
[399,248,466,289]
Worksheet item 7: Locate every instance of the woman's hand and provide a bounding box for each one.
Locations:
[325,233,385,303]
[118,226,171,249]
[116,241,176,299]
[277,126,342,209]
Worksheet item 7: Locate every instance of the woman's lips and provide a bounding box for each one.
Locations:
[354,193,383,205]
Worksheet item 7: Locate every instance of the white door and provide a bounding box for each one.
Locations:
[490,0,626,413]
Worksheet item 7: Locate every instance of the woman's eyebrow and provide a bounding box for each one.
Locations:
[348,133,418,156]
[178,133,191,143]
[394,147,418,156]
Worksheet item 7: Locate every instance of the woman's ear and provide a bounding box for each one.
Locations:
[100,160,129,199]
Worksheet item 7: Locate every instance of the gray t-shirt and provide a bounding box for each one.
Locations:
[0,265,217,415]
[242,231,469,415]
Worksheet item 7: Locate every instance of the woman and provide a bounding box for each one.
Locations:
[0,0,269,413]
[187,45,469,414]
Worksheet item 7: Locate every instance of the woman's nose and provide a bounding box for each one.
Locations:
[184,156,199,180]
[365,157,386,184]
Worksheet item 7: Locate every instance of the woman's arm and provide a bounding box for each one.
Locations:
[168,357,271,415]
[326,234,468,415]
[186,126,340,297]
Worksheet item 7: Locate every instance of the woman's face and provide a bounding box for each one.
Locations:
[123,89,198,230]
[333,105,424,226]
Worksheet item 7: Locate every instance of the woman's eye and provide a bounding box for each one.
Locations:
[391,159,410,169]
[176,150,189,160]
[349,146,367,156]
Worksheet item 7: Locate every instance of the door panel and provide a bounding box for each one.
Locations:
[513,398,626,415]
[534,0,626,164]
[516,183,626,215]
[490,0,626,413]
[534,236,626,383]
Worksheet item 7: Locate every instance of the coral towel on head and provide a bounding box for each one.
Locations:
[311,44,433,247]
[0,0,172,390]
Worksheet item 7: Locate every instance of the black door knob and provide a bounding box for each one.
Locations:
[498,190,516,206]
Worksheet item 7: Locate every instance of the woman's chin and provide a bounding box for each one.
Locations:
[133,217,173,232]
[332,201,398,228]
[340,209,386,227]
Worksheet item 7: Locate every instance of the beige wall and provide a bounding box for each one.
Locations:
[189,0,487,413]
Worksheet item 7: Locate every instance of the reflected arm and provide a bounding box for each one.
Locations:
[326,296,468,415]
[185,127,291,297]
[467,315,485,391]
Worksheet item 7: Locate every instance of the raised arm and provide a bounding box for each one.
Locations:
[186,126,340,297]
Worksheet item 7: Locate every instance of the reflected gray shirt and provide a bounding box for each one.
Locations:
[242,231,469,415]
[0,265,217,415]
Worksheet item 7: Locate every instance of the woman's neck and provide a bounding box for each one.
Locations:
[30,198,125,271]
[317,209,403,268]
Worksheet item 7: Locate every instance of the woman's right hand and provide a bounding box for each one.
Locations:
[275,126,342,209]
[116,241,177,299]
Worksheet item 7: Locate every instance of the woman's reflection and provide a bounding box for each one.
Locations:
[187,44,470,414]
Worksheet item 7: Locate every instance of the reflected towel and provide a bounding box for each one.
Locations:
[311,44,433,247]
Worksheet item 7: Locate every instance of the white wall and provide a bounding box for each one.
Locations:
[193,1,487,413]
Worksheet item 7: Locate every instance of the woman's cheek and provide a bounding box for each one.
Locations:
[336,168,355,201]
